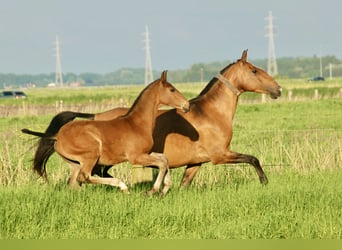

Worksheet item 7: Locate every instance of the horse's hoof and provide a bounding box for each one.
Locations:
[260,176,269,185]
[146,188,158,196]
[121,188,130,194]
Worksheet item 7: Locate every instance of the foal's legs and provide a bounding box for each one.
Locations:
[161,170,172,195]
[76,160,129,193]
[67,162,81,189]
[132,152,169,195]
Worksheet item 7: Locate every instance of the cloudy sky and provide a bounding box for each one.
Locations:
[0,0,340,74]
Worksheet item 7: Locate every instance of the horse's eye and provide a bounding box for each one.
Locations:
[170,88,175,92]
[252,69,257,74]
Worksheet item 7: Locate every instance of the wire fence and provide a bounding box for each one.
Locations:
[1,87,342,187]
[0,87,342,118]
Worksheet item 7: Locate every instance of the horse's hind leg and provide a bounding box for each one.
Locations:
[67,162,82,189]
[86,175,129,193]
[77,161,129,193]
[217,151,268,185]
[180,164,201,187]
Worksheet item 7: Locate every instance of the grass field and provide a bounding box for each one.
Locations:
[1,170,342,239]
[0,79,342,239]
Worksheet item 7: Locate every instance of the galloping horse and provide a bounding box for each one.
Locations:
[23,71,190,195]
[23,50,281,188]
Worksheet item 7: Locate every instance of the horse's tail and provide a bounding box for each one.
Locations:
[33,137,56,178]
[22,111,95,178]
[22,111,95,138]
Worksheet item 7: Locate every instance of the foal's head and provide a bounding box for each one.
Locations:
[158,71,190,112]
[225,50,282,99]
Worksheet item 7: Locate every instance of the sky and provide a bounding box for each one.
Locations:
[0,0,341,74]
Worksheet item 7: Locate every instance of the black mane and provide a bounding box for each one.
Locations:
[195,62,234,98]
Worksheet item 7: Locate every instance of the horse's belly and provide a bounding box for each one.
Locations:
[162,134,209,167]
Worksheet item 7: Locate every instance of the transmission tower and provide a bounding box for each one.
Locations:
[265,11,278,76]
[54,35,64,87]
[144,25,153,85]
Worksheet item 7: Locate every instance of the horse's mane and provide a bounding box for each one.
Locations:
[126,79,158,115]
[190,62,234,102]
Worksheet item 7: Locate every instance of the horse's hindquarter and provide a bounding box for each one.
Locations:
[55,121,102,162]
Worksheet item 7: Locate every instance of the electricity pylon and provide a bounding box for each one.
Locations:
[265,11,278,77]
[144,25,153,85]
[54,35,64,87]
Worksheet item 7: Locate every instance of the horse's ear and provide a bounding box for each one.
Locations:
[160,70,168,81]
[241,49,248,62]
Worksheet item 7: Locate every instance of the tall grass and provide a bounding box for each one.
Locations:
[1,170,342,239]
[1,99,341,187]
[0,83,342,239]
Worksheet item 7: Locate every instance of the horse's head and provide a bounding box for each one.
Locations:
[225,50,282,99]
[158,71,190,112]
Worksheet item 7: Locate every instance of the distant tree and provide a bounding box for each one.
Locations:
[1,55,342,88]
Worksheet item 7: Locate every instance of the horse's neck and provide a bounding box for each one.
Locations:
[126,86,159,131]
[196,80,239,121]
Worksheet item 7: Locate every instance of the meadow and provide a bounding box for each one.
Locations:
[0,78,342,239]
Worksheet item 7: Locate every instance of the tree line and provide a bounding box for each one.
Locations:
[2,55,342,89]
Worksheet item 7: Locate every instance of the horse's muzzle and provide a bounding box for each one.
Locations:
[270,86,282,99]
[181,102,190,113]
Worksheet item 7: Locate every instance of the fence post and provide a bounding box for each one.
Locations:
[22,101,26,116]
[131,166,153,184]
[340,88,342,98]
[314,89,319,100]
[261,94,266,103]
[288,90,292,101]
[59,100,63,112]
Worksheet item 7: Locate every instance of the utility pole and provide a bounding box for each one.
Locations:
[144,25,153,85]
[265,11,278,77]
[319,54,323,77]
[132,26,154,184]
[54,35,64,87]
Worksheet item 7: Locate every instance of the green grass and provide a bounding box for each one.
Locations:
[1,82,342,239]
[1,170,342,239]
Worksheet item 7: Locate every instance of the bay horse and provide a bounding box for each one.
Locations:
[23,71,190,195]
[23,50,281,188]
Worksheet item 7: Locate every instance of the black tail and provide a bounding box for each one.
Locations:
[22,111,95,178]
[21,128,46,137]
[43,111,95,136]
[33,137,56,178]
[22,111,95,137]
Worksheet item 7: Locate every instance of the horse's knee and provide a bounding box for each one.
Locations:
[150,152,168,170]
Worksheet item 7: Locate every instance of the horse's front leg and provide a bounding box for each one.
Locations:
[180,164,201,187]
[213,151,268,185]
[132,152,170,195]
